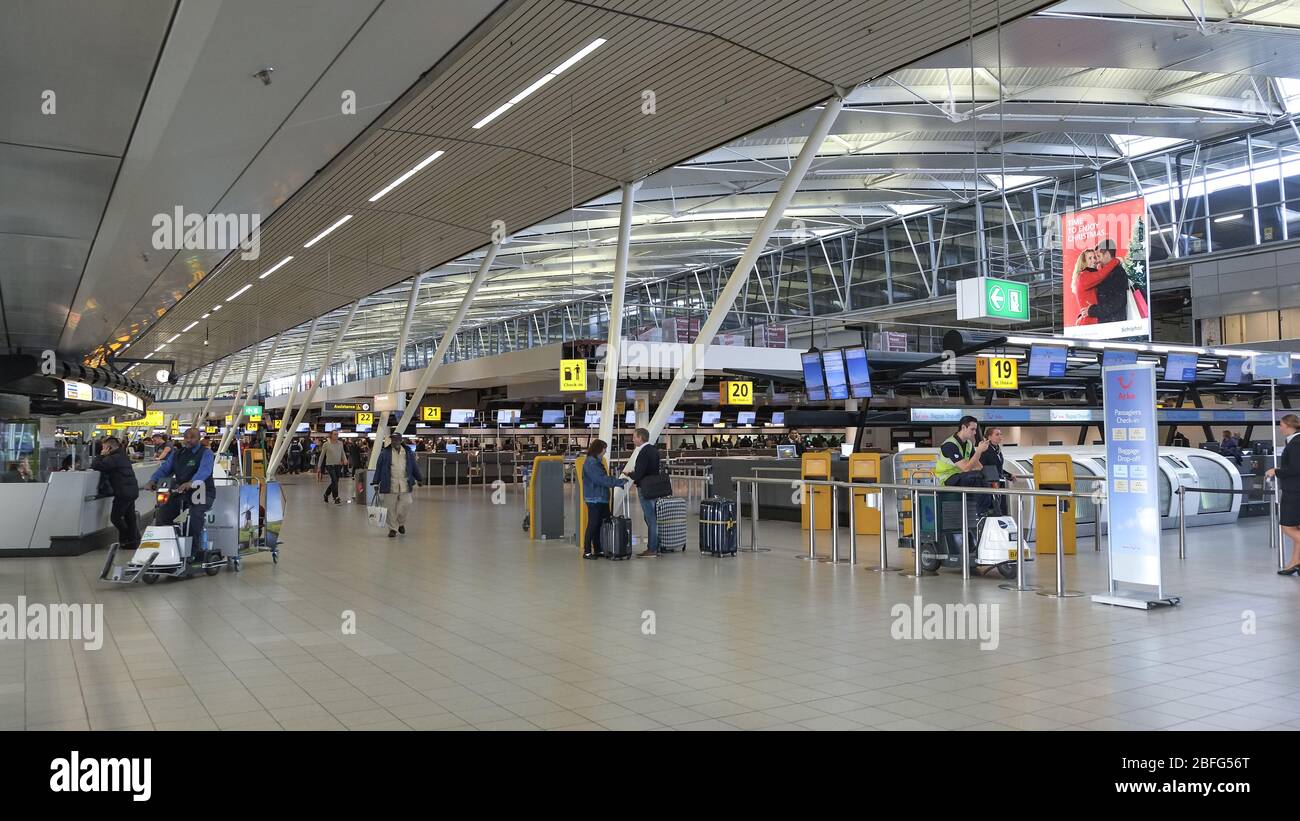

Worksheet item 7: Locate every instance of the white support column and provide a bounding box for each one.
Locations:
[369,274,425,470]
[598,181,638,446]
[267,301,361,476]
[272,316,321,458]
[198,358,234,429]
[391,242,500,435]
[219,332,283,454]
[646,97,843,442]
[216,346,259,455]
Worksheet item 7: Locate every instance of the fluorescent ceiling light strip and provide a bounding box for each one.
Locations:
[166,334,181,343]
[472,38,605,129]
[227,283,253,302]
[1213,213,1244,223]
[258,255,294,279]
[201,314,210,320]
[182,322,198,332]
[369,151,445,202]
[303,214,353,248]
[212,305,222,311]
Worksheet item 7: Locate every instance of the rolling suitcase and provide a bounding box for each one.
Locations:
[601,494,633,560]
[655,496,687,552]
[698,497,737,557]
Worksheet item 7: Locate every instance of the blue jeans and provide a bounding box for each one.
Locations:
[640,496,658,552]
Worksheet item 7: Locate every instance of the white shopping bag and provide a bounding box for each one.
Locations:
[367,490,388,528]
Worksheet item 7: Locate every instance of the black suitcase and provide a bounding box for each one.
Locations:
[698,497,737,556]
[602,494,633,560]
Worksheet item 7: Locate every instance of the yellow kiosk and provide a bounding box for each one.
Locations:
[1032,454,1076,554]
[895,451,938,538]
[848,452,882,536]
[800,452,832,531]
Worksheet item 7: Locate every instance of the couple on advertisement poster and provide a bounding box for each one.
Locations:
[1061,197,1151,340]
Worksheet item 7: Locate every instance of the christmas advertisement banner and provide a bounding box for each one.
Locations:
[1060,197,1150,341]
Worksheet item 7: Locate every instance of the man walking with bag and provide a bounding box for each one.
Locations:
[624,428,671,557]
[373,432,423,539]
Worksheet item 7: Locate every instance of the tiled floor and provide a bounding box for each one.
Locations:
[2,477,1298,731]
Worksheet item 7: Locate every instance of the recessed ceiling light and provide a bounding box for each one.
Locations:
[227,284,253,301]
[258,255,295,279]
[304,215,353,248]
[472,38,606,130]
[369,151,445,202]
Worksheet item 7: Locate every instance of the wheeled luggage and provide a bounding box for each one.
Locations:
[655,495,687,552]
[698,497,737,556]
[602,494,633,559]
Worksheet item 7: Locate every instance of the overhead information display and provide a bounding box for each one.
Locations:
[1027,346,1068,378]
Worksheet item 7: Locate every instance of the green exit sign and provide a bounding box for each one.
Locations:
[956,276,1029,323]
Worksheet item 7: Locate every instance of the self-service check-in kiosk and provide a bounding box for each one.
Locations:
[529,455,565,539]
[801,452,832,531]
[1033,454,1076,554]
[848,453,882,536]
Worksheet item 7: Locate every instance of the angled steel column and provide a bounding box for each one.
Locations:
[197,358,234,427]
[215,348,257,454]
[272,316,321,465]
[219,332,282,455]
[598,181,638,445]
[369,274,425,470]
[391,241,500,435]
[268,302,361,477]
[646,96,843,442]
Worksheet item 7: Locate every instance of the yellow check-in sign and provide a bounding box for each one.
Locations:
[976,356,1019,390]
[560,359,587,391]
[356,411,374,427]
[721,380,753,405]
[421,406,441,422]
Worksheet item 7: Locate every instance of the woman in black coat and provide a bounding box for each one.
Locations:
[91,436,141,549]
[1266,413,1300,575]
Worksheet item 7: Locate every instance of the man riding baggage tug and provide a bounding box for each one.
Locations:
[913,417,1030,577]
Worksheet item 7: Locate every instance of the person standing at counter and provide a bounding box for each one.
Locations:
[91,436,140,549]
[787,431,805,456]
[1266,413,1300,576]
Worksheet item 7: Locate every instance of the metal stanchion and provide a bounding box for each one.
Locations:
[801,481,818,560]
[1094,496,1103,552]
[1177,486,1187,560]
[960,492,970,581]
[1000,491,1039,591]
[1039,496,1083,598]
[1271,480,1286,571]
[749,478,769,553]
[870,488,898,572]
[847,485,857,565]
[829,487,840,562]
[899,487,934,578]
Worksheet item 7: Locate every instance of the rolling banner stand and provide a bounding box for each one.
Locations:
[1060,197,1150,341]
[1093,362,1180,610]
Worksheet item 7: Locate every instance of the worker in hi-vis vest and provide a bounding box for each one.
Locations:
[935,412,993,482]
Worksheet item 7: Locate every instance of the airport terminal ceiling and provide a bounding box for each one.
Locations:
[13,0,1300,399]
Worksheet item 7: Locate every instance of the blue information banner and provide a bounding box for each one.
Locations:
[1102,363,1163,593]
[1254,353,1291,380]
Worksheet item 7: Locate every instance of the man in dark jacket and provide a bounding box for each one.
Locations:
[624,428,663,557]
[92,436,141,549]
[372,432,423,538]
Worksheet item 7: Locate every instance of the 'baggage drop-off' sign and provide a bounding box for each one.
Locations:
[560,359,587,391]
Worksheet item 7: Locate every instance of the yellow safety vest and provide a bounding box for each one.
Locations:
[934,434,972,484]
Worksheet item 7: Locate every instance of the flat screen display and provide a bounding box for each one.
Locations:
[449,409,475,425]
[625,410,636,424]
[776,444,797,459]
[541,409,565,425]
[583,410,601,426]
[844,346,872,399]
[445,444,458,454]
[295,423,311,432]
[1164,352,1198,382]
[496,409,521,425]
[1224,356,1252,385]
[700,411,721,425]
[324,422,341,432]
[821,349,849,400]
[801,351,827,401]
[770,412,785,426]
[1102,349,1138,368]
[736,411,756,425]
[667,411,685,425]
[1027,345,1068,378]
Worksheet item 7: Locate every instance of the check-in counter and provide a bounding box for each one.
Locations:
[0,461,159,555]
[711,455,865,524]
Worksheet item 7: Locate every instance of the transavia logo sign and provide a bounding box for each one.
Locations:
[151,206,261,260]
